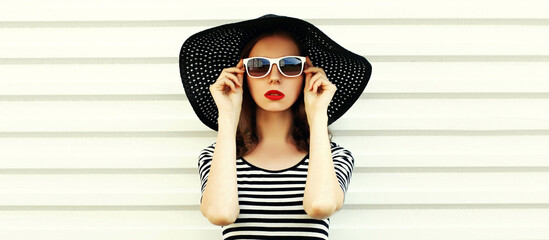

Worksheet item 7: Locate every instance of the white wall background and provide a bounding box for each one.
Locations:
[1,0,549,239]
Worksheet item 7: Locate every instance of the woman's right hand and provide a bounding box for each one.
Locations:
[209,59,245,117]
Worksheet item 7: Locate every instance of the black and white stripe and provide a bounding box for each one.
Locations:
[197,141,354,239]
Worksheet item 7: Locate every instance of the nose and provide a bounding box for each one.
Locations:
[269,63,281,83]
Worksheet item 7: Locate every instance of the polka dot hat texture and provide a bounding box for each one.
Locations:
[179,14,372,131]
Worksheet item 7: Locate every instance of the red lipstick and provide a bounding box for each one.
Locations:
[264,90,285,100]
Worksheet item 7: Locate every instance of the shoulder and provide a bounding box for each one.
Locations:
[329,141,354,161]
[329,141,352,154]
[201,142,216,152]
[329,141,341,149]
[198,142,216,160]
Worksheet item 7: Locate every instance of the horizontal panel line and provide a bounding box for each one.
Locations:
[0,205,198,211]
[0,168,195,174]
[363,93,549,99]
[374,56,549,62]
[343,203,549,209]
[1,18,549,28]
[357,167,549,173]
[0,130,548,138]
[1,203,549,211]
[332,130,549,136]
[0,58,174,65]
[1,55,549,65]
[0,94,188,101]
[0,131,217,138]
[312,18,549,26]
[2,93,549,101]
[0,167,547,174]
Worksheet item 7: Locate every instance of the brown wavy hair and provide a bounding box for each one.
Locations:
[235,29,333,158]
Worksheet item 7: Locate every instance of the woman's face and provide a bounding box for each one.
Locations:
[246,35,304,113]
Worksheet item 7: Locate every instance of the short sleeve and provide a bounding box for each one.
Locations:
[330,141,355,196]
[197,142,216,201]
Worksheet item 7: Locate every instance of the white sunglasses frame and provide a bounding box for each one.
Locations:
[242,56,306,78]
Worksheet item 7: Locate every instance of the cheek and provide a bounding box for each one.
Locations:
[246,80,263,100]
[288,79,304,98]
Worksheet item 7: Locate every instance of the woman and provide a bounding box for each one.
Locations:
[180,14,372,239]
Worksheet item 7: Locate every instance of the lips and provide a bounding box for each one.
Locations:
[264,90,285,100]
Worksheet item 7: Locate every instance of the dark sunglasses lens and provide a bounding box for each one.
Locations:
[280,57,303,76]
[247,58,270,77]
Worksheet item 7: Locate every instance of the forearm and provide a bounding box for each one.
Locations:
[200,112,240,225]
[303,113,344,219]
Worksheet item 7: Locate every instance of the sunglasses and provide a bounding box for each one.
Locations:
[243,56,306,78]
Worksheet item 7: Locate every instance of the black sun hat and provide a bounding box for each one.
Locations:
[179,14,372,131]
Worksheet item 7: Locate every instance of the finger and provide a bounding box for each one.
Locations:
[227,73,242,87]
[222,72,241,88]
[212,76,237,92]
[304,57,313,80]
[309,74,325,91]
[305,56,314,68]
[223,78,237,93]
[226,75,242,89]
[303,66,324,73]
[312,78,324,93]
[232,71,245,87]
[224,67,245,73]
[310,74,321,92]
[308,73,322,91]
[236,59,244,86]
[304,58,313,90]
[236,71,244,87]
[236,58,244,69]
[305,71,313,91]
[226,67,246,87]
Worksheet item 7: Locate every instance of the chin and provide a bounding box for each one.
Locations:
[258,104,291,112]
[251,93,300,113]
[255,99,295,112]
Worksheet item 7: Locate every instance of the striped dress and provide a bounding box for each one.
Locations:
[198,141,354,240]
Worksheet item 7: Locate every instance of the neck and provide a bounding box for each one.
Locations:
[255,107,294,145]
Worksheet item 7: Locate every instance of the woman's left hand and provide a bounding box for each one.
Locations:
[303,56,337,123]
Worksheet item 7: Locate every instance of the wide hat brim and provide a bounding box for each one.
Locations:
[179,14,372,131]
